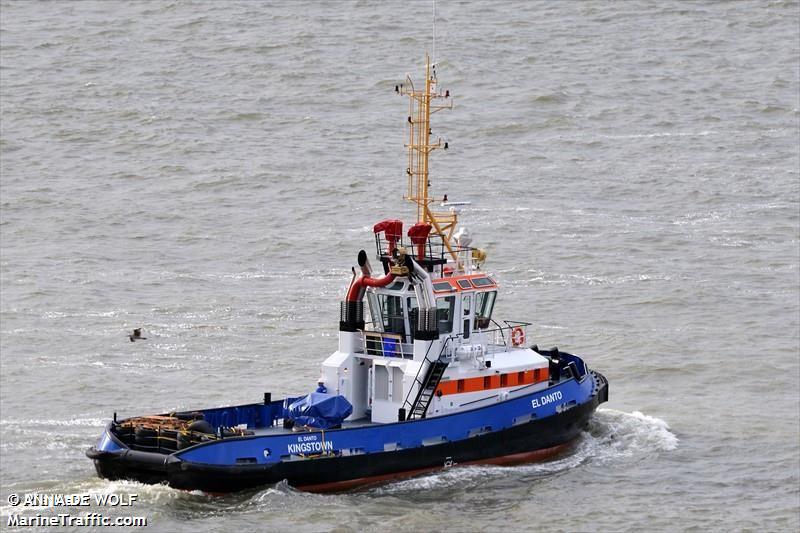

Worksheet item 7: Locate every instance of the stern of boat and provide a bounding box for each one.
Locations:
[86,423,174,485]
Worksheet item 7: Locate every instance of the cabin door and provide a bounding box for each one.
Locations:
[462,294,473,339]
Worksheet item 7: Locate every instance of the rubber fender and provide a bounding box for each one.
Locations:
[187,420,214,435]
[134,426,157,446]
[176,432,192,450]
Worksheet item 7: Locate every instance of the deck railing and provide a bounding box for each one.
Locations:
[373,232,477,277]
[482,320,531,354]
[362,331,413,359]
[359,320,530,359]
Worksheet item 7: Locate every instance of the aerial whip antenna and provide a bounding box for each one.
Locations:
[397,44,456,260]
[432,0,436,65]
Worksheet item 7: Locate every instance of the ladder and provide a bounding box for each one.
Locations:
[405,340,450,420]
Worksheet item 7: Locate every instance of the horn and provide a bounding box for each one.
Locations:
[358,250,372,276]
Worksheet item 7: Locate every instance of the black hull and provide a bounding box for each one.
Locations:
[88,374,607,493]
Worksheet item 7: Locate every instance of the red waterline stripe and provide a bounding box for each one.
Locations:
[295,439,576,493]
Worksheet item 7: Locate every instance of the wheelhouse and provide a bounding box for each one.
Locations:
[365,274,498,348]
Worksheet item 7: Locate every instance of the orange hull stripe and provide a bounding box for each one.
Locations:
[436,368,549,397]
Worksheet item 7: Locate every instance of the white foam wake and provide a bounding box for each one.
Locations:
[589,408,679,457]
[373,408,678,494]
[0,410,678,504]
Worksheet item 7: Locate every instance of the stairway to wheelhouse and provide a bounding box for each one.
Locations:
[408,360,448,420]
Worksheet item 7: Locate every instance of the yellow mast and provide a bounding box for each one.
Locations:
[398,55,456,260]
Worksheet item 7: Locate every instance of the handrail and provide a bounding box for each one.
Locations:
[401,337,451,414]
[478,321,533,354]
[401,340,437,411]
[397,320,533,419]
[374,231,478,277]
[363,331,412,359]
[490,318,506,344]
[502,320,532,327]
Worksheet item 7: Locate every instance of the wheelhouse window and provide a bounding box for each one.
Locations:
[407,297,418,338]
[433,281,455,293]
[471,277,496,288]
[387,280,406,291]
[367,293,382,331]
[377,294,406,336]
[475,291,496,329]
[436,296,456,334]
[462,293,472,339]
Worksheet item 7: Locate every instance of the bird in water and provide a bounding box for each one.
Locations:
[129,328,147,342]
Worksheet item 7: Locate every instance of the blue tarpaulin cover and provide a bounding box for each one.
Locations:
[287,392,353,429]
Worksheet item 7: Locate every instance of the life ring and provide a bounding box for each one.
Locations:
[511,326,525,347]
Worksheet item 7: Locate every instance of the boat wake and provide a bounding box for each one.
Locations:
[0,408,676,513]
[0,410,676,525]
[371,408,678,494]
[586,408,679,458]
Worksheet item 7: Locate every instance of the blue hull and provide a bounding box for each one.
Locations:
[88,368,607,492]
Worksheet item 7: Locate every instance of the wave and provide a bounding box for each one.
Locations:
[0,418,107,428]
[372,408,677,494]
[0,410,678,519]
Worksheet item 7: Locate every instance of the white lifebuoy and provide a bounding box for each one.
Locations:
[511,326,525,347]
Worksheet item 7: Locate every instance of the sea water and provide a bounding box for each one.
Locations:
[1,1,798,531]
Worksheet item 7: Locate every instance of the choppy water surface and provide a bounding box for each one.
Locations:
[1,1,798,531]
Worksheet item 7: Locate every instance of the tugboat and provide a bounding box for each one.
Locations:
[87,55,608,493]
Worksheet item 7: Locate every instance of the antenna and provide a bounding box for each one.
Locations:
[398,55,456,260]
[432,0,436,65]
